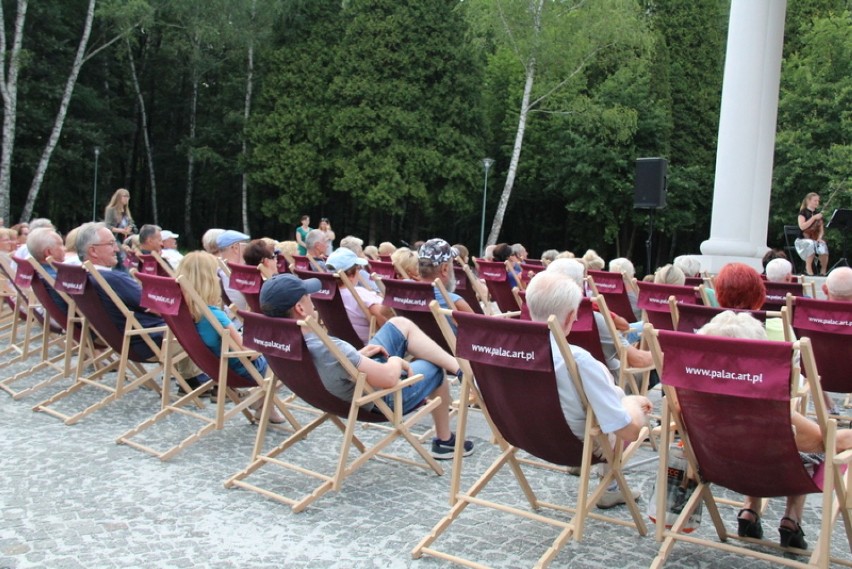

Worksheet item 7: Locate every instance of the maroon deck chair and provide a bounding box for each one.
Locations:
[291,254,324,272]
[368,259,397,280]
[673,301,768,334]
[32,262,169,424]
[116,273,292,460]
[136,252,173,277]
[0,257,58,364]
[452,264,485,315]
[587,269,636,322]
[381,278,452,353]
[474,258,521,313]
[647,328,847,568]
[276,253,290,274]
[683,276,705,287]
[413,311,647,567]
[789,297,852,396]
[519,262,546,286]
[294,269,366,348]
[762,280,807,312]
[636,281,701,331]
[124,249,141,272]
[225,261,263,313]
[225,311,443,512]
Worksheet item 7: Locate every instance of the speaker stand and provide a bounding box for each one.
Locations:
[645,209,655,276]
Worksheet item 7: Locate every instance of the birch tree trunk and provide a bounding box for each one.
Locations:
[486,0,543,246]
[183,73,198,240]
[126,37,158,225]
[240,0,256,235]
[0,0,28,222]
[19,0,96,222]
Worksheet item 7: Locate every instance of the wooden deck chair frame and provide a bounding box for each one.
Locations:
[32,261,176,425]
[763,280,809,312]
[587,269,637,322]
[0,254,59,365]
[136,251,175,278]
[413,310,648,569]
[473,258,523,314]
[301,268,376,347]
[595,295,654,395]
[453,260,490,315]
[636,281,702,332]
[647,328,850,569]
[116,273,298,460]
[0,259,95,399]
[225,312,444,512]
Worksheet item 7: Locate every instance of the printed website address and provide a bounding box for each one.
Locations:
[808,316,851,327]
[470,343,535,362]
[684,365,763,384]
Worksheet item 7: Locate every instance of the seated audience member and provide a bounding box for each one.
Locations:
[202,228,225,255]
[304,228,329,270]
[363,245,380,261]
[547,259,653,379]
[556,250,576,260]
[512,243,528,262]
[391,247,419,280]
[260,273,473,459]
[217,229,251,311]
[824,267,852,301]
[452,243,471,266]
[765,258,795,283]
[417,238,474,314]
[160,230,184,269]
[326,247,392,344]
[762,248,788,274]
[277,240,298,259]
[483,244,496,261]
[62,227,82,265]
[698,310,852,548]
[526,270,651,508]
[582,249,605,271]
[76,222,208,390]
[712,262,784,339]
[10,223,28,247]
[673,255,702,278]
[377,242,396,257]
[27,227,68,314]
[339,235,380,291]
[654,263,685,286]
[243,239,278,279]
[541,249,559,266]
[177,251,284,422]
[0,227,17,254]
[138,224,164,256]
[492,242,521,288]
[14,218,53,260]
[609,257,640,321]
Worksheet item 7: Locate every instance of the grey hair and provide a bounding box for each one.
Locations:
[654,264,685,285]
[28,218,55,231]
[75,222,105,262]
[674,255,702,278]
[697,311,767,340]
[540,249,559,264]
[546,258,585,288]
[765,258,793,282]
[305,229,326,251]
[526,271,582,324]
[582,249,605,271]
[609,257,635,280]
[27,228,61,263]
[339,235,364,255]
[138,224,161,246]
[202,228,225,254]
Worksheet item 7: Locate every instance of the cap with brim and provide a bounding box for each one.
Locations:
[161,230,179,240]
[326,247,368,272]
[260,273,321,317]
[216,230,250,249]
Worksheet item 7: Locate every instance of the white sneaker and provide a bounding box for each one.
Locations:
[596,487,640,509]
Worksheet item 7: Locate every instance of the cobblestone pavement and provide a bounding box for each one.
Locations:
[2,342,851,568]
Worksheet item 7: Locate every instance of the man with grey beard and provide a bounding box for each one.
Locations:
[417,238,474,314]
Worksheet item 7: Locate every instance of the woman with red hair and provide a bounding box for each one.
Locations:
[714,262,766,311]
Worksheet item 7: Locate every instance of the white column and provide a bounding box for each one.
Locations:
[699,0,787,273]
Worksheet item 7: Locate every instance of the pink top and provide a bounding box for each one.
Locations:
[340,286,383,344]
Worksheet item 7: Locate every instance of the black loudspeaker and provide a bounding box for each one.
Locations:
[634,157,667,209]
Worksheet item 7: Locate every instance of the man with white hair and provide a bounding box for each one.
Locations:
[546,258,653,379]
[673,255,702,278]
[304,229,329,270]
[339,235,379,291]
[526,271,651,508]
[824,267,852,301]
[14,218,54,260]
[765,258,794,283]
[27,227,68,313]
[608,257,640,320]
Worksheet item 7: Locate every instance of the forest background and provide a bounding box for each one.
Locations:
[0,0,849,274]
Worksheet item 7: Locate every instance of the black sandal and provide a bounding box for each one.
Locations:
[779,517,807,549]
[737,508,764,539]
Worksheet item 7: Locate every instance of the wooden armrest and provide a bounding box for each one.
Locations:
[355,373,426,405]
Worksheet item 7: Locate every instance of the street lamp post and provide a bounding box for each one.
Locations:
[479,158,494,257]
[92,147,101,221]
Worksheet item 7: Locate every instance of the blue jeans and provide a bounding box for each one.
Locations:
[369,322,444,414]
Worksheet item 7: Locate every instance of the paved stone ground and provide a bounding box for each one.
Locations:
[1,341,851,568]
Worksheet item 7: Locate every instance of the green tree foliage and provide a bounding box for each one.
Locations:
[772,10,851,254]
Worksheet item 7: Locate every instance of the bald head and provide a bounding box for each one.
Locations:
[824,267,852,302]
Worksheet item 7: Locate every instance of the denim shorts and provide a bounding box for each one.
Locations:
[370,322,445,414]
